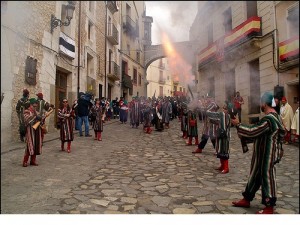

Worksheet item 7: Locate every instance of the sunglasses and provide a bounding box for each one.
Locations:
[63,101,68,103]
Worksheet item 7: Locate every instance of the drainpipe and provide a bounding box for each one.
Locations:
[273,1,279,85]
[77,1,81,98]
[104,3,107,98]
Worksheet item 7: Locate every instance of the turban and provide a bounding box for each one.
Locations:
[36,93,43,99]
[261,92,274,106]
[29,98,38,105]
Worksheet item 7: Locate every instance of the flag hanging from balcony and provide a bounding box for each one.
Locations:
[279,36,299,62]
[59,32,75,59]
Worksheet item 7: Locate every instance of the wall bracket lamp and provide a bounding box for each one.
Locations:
[51,1,76,33]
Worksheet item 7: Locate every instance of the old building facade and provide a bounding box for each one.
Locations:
[190,1,299,123]
[120,1,149,100]
[1,1,106,146]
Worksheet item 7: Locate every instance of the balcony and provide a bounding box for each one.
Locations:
[107,61,120,81]
[107,23,119,45]
[122,72,133,89]
[279,36,299,70]
[158,79,166,84]
[198,16,262,67]
[159,62,165,69]
[107,1,118,14]
[173,80,179,85]
[123,15,137,38]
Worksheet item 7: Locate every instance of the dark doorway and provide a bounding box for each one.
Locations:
[99,84,103,100]
[55,71,68,128]
[249,59,260,114]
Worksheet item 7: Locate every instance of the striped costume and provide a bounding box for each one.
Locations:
[129,100,141,128]
[57,107,74,142]
[206,110,231,159]
[91,104,104,132]
[24,108,42,156]
[236,112,285,206]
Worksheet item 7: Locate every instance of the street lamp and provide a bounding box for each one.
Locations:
[50,1,76,33]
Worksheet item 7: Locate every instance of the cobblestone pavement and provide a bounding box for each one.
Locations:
[1,118,299,215]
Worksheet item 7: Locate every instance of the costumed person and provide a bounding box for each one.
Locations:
[91,98,105,141]
[231,92,285,214]
[291,101,299,143]
[129,96,141,128]
[161,97,172,129]
[57,99,74,153]
[154,99,164,131]
[206,103,231,173]
[119,97,128,124]
[280,96,294,144]
[193,95,219,154]
[186,109,199,145]
[180,102,188,139]
[22,98,43,167]
[233,91,244,123]
[16,88,30,142]
[36,92,54,143]
[143,99,153,134]
[72,99,79,130]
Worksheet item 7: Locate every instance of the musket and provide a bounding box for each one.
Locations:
[187,84,194,100]
[32,108,54,130]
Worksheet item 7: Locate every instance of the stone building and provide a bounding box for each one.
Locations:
[189,1,299,123]
[106,1,121,101]
[120,1,150,100]
[1,1,106,145]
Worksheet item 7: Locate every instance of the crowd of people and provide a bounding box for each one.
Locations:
[16,88,299,214]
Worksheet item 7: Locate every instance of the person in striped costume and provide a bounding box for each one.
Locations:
[57,99,75,153]
[231,92,285,214]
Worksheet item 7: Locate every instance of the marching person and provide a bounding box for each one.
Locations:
[233,91,244,123]
[143,99,153,134]
[119,97,128,124]
[90,98,105,141]
[280,96,294,144]
[231,92,285,214]
[57,99,75,153]
[193,95,219,154]
[36,92,54,143]
[180,102,188,139]
[206,103,231,173]
[16,88,30,142]
[291,100,299,143]
[129,96,141,128]
[22,98,43,167]
[186,109,199,145]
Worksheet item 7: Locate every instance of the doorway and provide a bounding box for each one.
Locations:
[249,59,260,114]
[99,84,103,100]
[55,71,68,128]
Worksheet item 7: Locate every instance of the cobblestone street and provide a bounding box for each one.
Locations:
[1,118,299,217]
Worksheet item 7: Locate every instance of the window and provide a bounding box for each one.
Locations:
[287,4,299,38]
[159,70,163,81]
[88,21,92,40]
[136,51,140,63]
[246,1,257,18]
[133,68,137,85]
[223,8,232,33]
[207,23,213,46]
[138,73,141,86]
[159,86,163,96]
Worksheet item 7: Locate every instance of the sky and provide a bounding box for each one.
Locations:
[145,1,198,44]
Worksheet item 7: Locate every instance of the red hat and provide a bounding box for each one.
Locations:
[23,89,29,96]
[282,96,287,101]
[36,93,43,99]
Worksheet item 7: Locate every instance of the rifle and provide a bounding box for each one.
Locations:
[32,108,54,130]
[228,106,253,153]
[187,84,194,100]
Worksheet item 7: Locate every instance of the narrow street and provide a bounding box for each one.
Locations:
[1,119,299,214]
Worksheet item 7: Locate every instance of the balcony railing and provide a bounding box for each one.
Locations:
[123,15,137,37]
[158,79,166,84]
[107,61,120,81]
[122,72,133,89]
[107,23,119,45]
[198,16,262,67]
[107,1,118,14]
